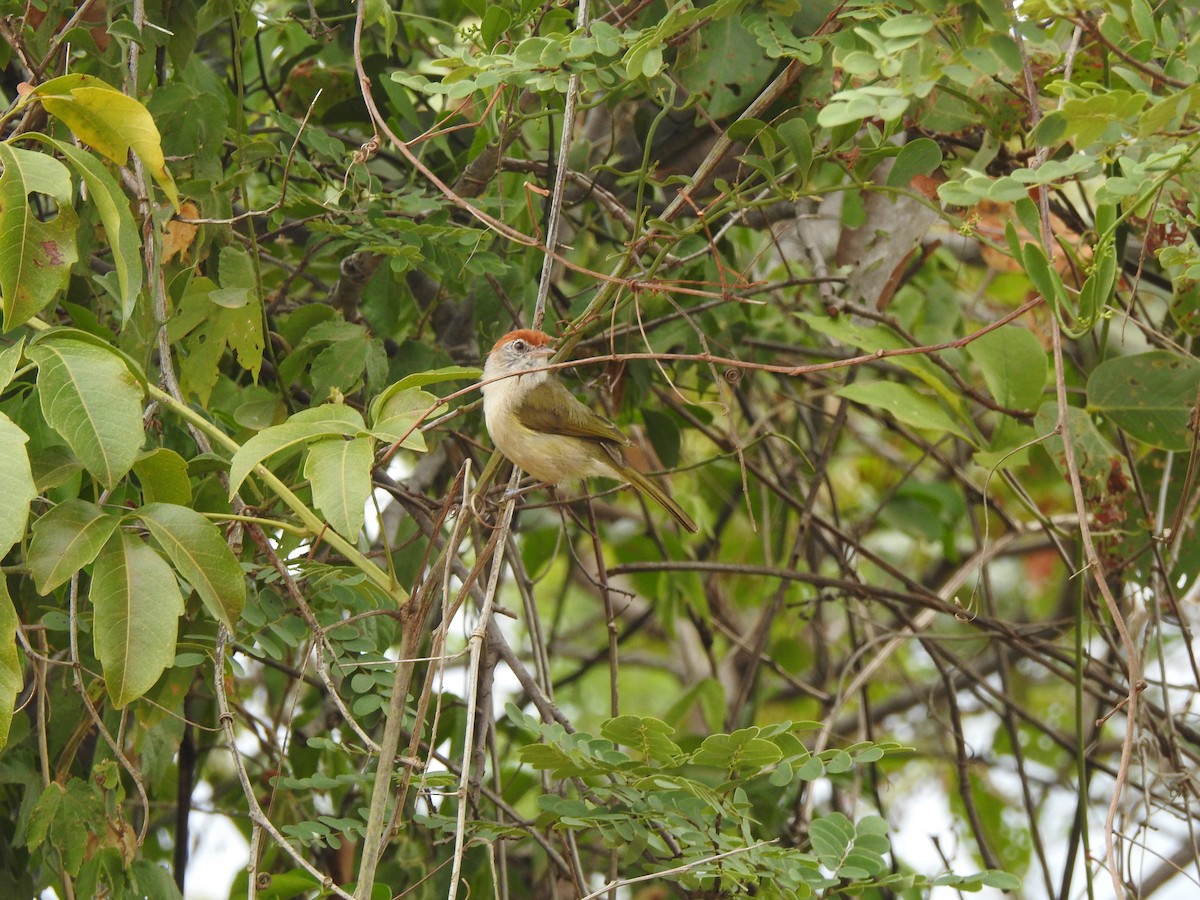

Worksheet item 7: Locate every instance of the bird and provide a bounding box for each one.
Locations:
[481,329,698,533]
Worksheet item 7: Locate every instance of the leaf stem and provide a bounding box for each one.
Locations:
[143,382,408,604]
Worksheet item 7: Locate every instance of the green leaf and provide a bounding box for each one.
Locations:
[1139,86,1200,138]
[640,45,664,78]
[1034,404,1130,520]
[0,143,80,331]
[981,870,1023,890]
[817,86,908,128]
[641,408,681,469]
[1088,351,1200,451]
[886,138,943,188]
[776,118,813,183]
[692,728,783,770]
[27,499,119,595]
[663,676,724,732]
[30,445,83,492]
[309,332,385,401]
[0,413,35,558]
[304,437,374,540]
[385,365,482,394]
[26,781,65,853]
[822,748,853,774]
[808,810,891,878]
[27,333,145,489]
[138,502,246,628]
[795,755,825,780]
[1033,90,1147,148]
[1020,241,1067,312]
[1078,237,1118,330]
[600,715,683,763]
[92,530,185,708]
[769,761,794,786]
[879,14,933,37]
[0,575,20,749]
[30,74,179,208]
[800,312,952,398]
[41,138,143,322]
[519,742,591,778]
[1169,275,1200,336]
[368,386,436,449]
[228,404,365,497]
[810,811,855,869]
[169,273,265,406]
[965,326,1047,410]
[132,448,193,506]
[746,13,822,63]
[837,381,971,442]
[130,860,185,900]
[675,16,776,119]
[480,6,512,45]
[0,336,25,393]
[1014,197,1041,243]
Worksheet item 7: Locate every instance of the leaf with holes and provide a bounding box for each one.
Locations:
[1088,351,1200,451]
[0,144,80,331]
[42,137,143,322]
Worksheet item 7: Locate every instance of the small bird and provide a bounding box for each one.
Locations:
[482,329,698,533]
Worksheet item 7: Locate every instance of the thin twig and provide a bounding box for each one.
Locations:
[577,841,775,900]
[213,627,356,900]
[531,0,589,328]
[1004,5,1139,896]
[447,470,521,900]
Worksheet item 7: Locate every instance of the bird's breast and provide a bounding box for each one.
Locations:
[484,390,612,484]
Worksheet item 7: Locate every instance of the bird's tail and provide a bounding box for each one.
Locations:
[617,463,698,533]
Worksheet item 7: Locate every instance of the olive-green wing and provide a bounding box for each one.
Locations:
[514,380,629,445]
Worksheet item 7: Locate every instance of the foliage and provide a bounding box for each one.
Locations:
[1,0,1199,899]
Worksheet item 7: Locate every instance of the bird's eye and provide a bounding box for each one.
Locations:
[512,340,526,352]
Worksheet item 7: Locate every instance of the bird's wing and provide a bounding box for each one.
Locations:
[514,380,630,445]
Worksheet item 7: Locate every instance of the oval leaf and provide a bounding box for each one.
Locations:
[132,448,193,506]
[138,503,245,628]
[0,143,80,331]
[886,137,943,189]
[0,413,35,558]
[0,336,25,394]
[27,499,119,595]
[837,381,970,442]
[0,576,20,749]
[304,436,374,540]
[368,387,436,448]
[1088,351,1200,451]
[32,74,179,208]
[43,137,143,322]
[27,334,145,488]
[228,404,365,498]
[965,325,1047,410]
[92,531,184,708]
